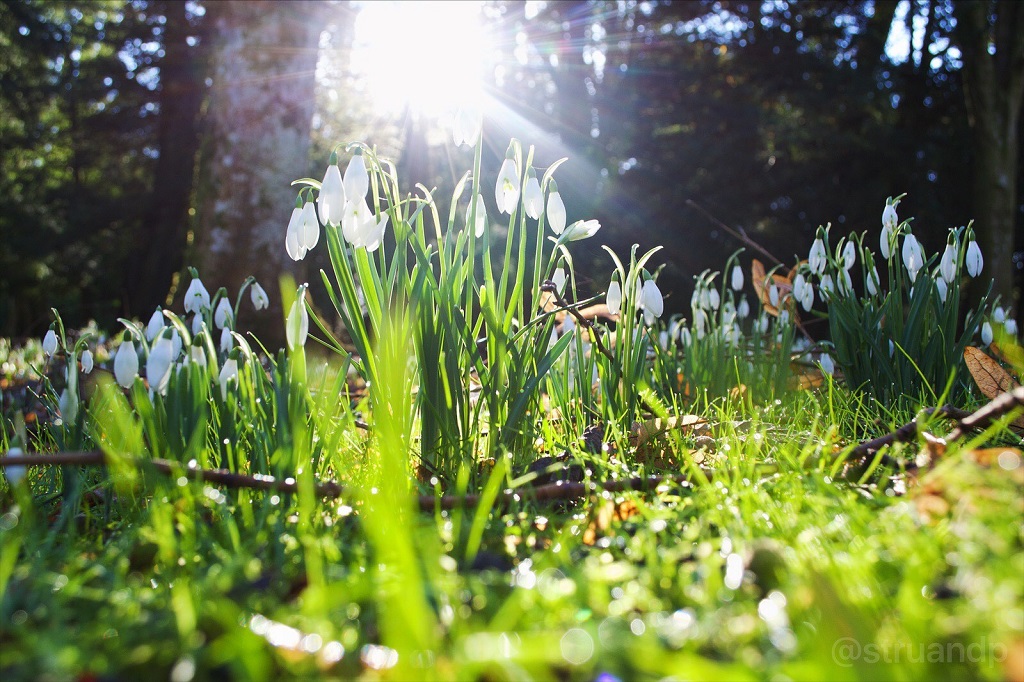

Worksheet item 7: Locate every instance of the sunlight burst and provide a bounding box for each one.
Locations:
[351,1,487,118]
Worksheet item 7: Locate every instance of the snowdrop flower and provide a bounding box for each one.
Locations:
[755,313,769,335]
[286,296,309,351]
[113,335,139,388]
[993,306,1006,323]
[547,182,566,235]
[146,331,176,396]
[318,158,346,226]
[606,279,622,316]
[42,329,58,357]
[737,297,750,319]
[768,284,780,308]
[190,344,207,369]
[708,287,720,310]
[640,279,664,326]
[679,325,692,346]
[819,353,835,376]
[214,298,233,329]
[980,321,994,346]
[453,104,483,148]
[902,233,924,282]
[146,308,164,341]
[342,200,389,251]
[184,276,211,314]
[841,241,856,271]
[889,340,895,357]
[866,266,880,297]
[935,277,948,303]
[495,155,520,214]
[731,265,744,292]
[695,308,709,338]
[287,199,319,260]
[562,219,600,242]
[808,237,827,275]
[965,238,983,277]
[881,202,898,260]
[1005,319,1018,337]
[250,282,269,311]
[80,349,93,374]
[939,242,957,283]
[779,309,790,326]
[191,314,203,335]
[839,268,853,294]
[220,327,233,354]
[793,272,807,301]
[552,267,566,294]
[4,446,25,487]
[343,152,369,203]
[522,170,543,220]
[470,193,486,238]
[219,357,238,400]
[286,198,306,261]
[820,273,835,299]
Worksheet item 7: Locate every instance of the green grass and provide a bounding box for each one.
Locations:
[1,377,1021,681]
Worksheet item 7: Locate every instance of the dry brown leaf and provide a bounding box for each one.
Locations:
[630,414,709,448]
[1004,638,1024,682]
[582,498,641,546]
[789,366,826,390]
[964,346,1024,432]
[990,341,1024,382]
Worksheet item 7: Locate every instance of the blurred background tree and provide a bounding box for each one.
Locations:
[1,0,1020,339]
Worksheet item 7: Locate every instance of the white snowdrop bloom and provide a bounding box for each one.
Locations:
[800,281,814,311]
[287,297,309,351]
[146,332,176,396]
[819,353,835,376]
[113,338,139,388]
[981,321,993,346]
[935,277,948,303]
[250,282,269,311]
[452,104,483,148]
[318,162,346,226]
[731,265,744,291]
[939,243,957,284]
[965,239,983,278]
[184,276,211,313]
[42,329,58,357]
[214,298,234,330]
[902,233,924,282]
[562,219,601,242]
[191,314,203,336]
[808,238,827,275]
[146,308,165,341]
[219,357,238,401]
[552,267,566,294]
[866,267,879,297]
[494,157,520,214]
[737,298,750,319]
[80,350,93,374]
[4,446,26,486]
[1005,319,1018,336]
[220,327,233,354]
[522,173,543,220]
[470,193,487,238]
[708,288,720,310]
[841,241,856,271]
[343,153,369,203]
[768,284,780,308]
[993,306,1006,323]
[606,279,622,316]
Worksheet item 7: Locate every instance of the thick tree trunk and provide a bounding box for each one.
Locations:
[954,0,1024,316]
[124,0,209,317]
[192,0,324,344]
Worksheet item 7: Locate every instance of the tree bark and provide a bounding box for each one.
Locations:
[953,0,1024,315]
[192,0,324,344]
[124,0,210,317]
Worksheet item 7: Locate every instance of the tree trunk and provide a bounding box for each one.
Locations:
[192,0,324,344]
[953,0,1024,316]
[124,0,210,317]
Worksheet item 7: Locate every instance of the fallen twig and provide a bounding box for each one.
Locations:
[0,449,712,511]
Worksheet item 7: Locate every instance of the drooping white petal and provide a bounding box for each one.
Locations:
[214,298,234,329]
[191,344,207,368]
[563,219,601,241]
[981,321,993,346]
[343,154,369,202]
[59,388,78,423]
[552,267,566,293]
[842,241,856,271]
[882,203,898,231]
[453,105,483,148]
[965,240,983,277]
[819,353,835,376]
[495,159,520,214]
[902,233,922,282]
[286,206,306,261]
[318,164,346,226]
[471,193,487,238]
[606,280,622,316]
[42,329,58,357]
[81,349,93,374]
[641,279,664,319]
[146,308,165,341]
[731,265,744,292]
[935,277,948,303]
[146,334,175,396]
[523,175,543,220]
[184,277,211,313]
[993,306,1006,323]
[220,326,233,353]
[300,201,320,250]
[939,243,956,283]
[547,191,566,235]
[114,340,139,388]
[250,282,269,311]
[737,298,750,318]
[219,358,239,401]
[879,224,892,261]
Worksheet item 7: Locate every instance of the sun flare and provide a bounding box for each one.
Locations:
[351,1,488,118]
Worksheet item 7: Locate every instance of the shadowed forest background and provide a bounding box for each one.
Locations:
[1,0,1021,343]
